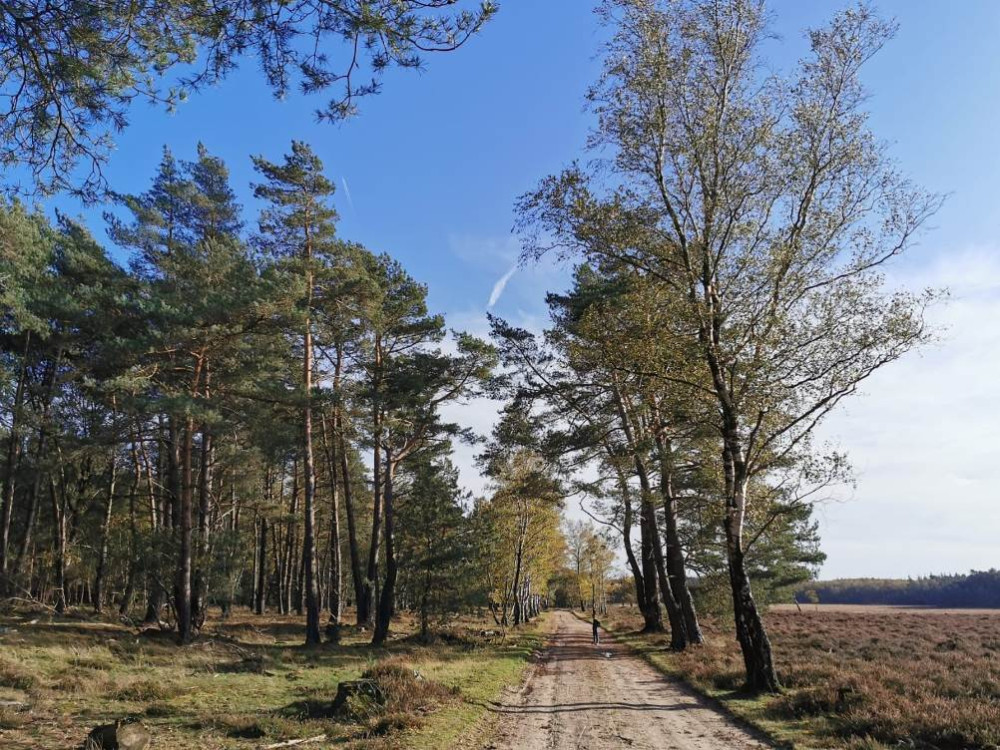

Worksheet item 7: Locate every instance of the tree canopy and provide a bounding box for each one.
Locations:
[0,0,497,198]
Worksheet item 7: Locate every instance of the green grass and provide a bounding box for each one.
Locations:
[403,626,548,750]
[0,606,548,749]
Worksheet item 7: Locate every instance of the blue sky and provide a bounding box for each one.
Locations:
[39,1,1000,580]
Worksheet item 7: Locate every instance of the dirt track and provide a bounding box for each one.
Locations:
[485,610,770,750]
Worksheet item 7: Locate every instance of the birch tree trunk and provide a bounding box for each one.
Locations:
[723,439,779,691]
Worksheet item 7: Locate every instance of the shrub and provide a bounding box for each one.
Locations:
[362,661,454,715]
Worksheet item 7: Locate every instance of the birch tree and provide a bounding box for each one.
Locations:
[518,0,940,691]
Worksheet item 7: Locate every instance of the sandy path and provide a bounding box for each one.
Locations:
[485,610,770,750]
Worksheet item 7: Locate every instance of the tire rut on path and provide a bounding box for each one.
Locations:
[484,610,771,750]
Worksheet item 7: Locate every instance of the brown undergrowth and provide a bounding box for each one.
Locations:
[599,604,1000,749]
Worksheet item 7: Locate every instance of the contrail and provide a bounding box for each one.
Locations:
[341,177,355,213]
[488,264,518,308]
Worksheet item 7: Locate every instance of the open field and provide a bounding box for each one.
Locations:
[0,606,549,750]
[598,604,1000,749]
[773,603,1000,616]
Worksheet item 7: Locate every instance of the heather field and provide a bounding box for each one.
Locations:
[601,605,1000,749]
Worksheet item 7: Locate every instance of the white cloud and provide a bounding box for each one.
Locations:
[447,233,520,267]
[446,233,572,315]
[443,242,999,581]
[814,247,1000,578]
[438,306,549,499]
[439,395,499,498]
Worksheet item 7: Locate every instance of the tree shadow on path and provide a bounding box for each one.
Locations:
[486,700,691,714]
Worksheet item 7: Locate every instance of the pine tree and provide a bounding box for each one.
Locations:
[253,141,339,646]
[112,144,261,642]
[396,455,473,640]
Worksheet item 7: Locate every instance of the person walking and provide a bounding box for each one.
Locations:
[592,614,601,644]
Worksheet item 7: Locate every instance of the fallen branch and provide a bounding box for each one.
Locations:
[5,595,58,613]
[262,735,327,749]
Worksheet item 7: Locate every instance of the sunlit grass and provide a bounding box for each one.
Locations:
[0,606,547,749]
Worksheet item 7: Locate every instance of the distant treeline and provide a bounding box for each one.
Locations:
[798,570,1000,608]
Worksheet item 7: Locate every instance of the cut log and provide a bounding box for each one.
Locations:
[84,719,151,750]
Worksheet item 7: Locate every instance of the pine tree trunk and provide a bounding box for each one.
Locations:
[251,516,259,609]
[272,522,285,614]
[300,252,321,645]
[655,434,702,644]
[192,414,213,630]
[176,354,203,644]
[49,477,67,614]
[292,532,303,616]
[0,332,30,580]
[640,465,687,650]
[167,418,182,531]
[338,428,364,623]
[94,447,117,613]
[176,415,196,643]
[120,441,141,618]
[637,499,663,633]
[142,427,164,626]
[281,462,298,615]
[664,504,702,643]
[611,458,647,614]
[373,459,397,646]
[254,516,267,614]
[361,415,382,627]
[321,413,342,641]
[12,354,59,586]
[510,516,526,627]
[649,516,687,650]
[610,381,663,633]
[634,442,685,648]
[13,430,46,587]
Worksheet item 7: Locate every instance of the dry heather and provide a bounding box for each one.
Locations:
[604,605,1000,749]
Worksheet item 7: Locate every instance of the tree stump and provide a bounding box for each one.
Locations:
[331,679,384,714]
[84,718,151,749]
